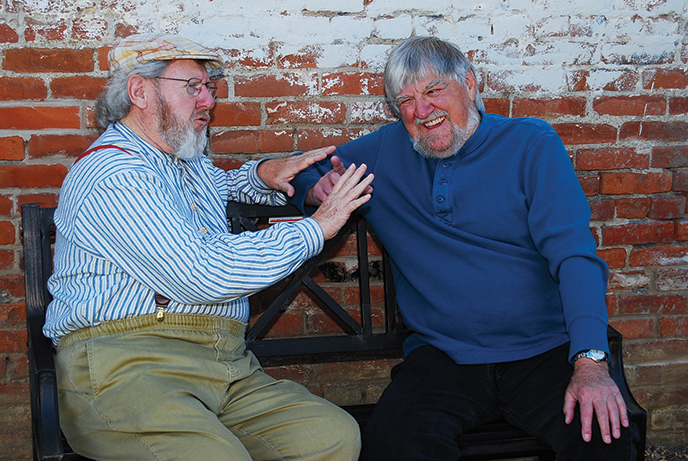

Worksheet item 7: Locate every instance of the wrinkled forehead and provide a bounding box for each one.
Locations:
[392,66,461,99]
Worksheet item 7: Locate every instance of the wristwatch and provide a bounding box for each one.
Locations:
[572,349,608,363]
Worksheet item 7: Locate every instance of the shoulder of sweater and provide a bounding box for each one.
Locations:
[486,112,557,136]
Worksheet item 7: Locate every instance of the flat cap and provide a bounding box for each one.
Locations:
[108,33,222,75]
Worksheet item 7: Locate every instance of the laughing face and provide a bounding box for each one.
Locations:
[395,72,481,159]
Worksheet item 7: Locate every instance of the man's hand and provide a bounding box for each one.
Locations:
[311,163,374,240]
[563,359,629,444]
[306,156,373,206]
[257,146,336,197]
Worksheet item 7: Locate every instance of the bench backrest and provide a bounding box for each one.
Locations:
[22,203,409,361]
[226,201,408,363]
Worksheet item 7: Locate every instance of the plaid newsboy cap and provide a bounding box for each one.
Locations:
[108,33,222,75]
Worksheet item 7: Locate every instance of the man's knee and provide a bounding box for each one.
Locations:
[362,405,463,461]
[553,416,639,461]
[281,405,361,461]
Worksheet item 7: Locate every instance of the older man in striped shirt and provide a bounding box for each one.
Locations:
[44,33,372,461]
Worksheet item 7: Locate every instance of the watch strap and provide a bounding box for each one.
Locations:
[572,349,608,363]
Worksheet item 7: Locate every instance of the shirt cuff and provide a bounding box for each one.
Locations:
[290,217,325,258]
[248,158,288,205]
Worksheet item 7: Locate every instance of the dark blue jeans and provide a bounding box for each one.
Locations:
[362,344,638,460]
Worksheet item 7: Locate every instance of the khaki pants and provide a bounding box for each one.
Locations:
[56,313,360,460]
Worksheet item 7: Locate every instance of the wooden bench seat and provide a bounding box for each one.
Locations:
[22,202,647,460]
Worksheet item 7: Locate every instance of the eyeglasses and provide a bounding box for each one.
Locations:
[155,77,218,98]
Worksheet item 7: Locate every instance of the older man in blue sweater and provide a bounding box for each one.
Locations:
[290,36,638,460]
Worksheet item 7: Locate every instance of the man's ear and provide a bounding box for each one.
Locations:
[465,71,479,102]
[127,74,153,110]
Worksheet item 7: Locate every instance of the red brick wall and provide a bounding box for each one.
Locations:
[1,3,687,458]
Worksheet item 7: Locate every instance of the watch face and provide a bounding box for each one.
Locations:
[588,350,606,361]
[577,350,607,362]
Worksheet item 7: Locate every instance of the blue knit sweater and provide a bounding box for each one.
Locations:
[291,113,610,364]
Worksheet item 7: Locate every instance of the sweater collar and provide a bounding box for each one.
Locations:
[456,110,491,158]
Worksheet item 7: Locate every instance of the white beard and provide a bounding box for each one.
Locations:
[157,92,208,160]
[412,109,480,159]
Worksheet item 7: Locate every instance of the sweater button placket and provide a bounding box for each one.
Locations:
[434,160,453,219]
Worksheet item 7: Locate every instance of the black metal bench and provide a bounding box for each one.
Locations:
[22,202,647,460]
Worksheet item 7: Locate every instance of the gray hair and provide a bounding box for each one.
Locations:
[94,60,171,128]
[384,36,485,118]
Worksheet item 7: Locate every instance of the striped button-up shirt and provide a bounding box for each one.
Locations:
[44,122,324,345]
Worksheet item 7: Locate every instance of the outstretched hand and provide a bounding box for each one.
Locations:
[306,156,373,206]
[257,146,336,197]
[306,156,347,205]
[563,359,629,444]
[311,162,374,240]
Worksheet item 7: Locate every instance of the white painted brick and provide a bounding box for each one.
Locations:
[531,16,571,38]
[514,41,597,67]
[587,69,639,92]
[488,15,532,43]
[190,0,363,16]
[608,16,648,41]
[466,0,522,13]
[247,14,333,46]
[366,0,455,15]
[612,0,688,15]
[601,42,676,64]
[645,16,681,36]
[374,15,414,40]
[414,16,492,47]
[359,44,395,71]
[20,0,95,14]
[329,16,375,42]
[316,45,361,68]
[569,16,610,39]
[351,101,396,124]
[72,16,108,40]
[118,0,186,20]
[532,0,615,16]
[495,0,536,12]
[491,68,568,92]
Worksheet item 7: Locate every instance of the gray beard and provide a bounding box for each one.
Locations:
[157,93,208,160]
[166,128,207,160]
[412,110,480,159]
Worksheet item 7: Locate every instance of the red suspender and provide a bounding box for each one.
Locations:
[73,144,131,166]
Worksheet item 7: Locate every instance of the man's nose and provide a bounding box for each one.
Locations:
[197,85,215,109]
[415,97,435,120]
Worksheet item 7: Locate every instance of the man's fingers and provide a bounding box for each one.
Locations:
[616,393,629,428]
[331,155,346,175]
[329,163,362,194]
[296,146,336,170]
[608,391,628,439]
[594,401,612,444]
[606,398,622,440]
[578,400,594,442]
[563,394,576,425]
[311,163,374,240]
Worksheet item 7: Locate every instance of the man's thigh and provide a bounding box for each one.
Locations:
[56,333,253,460]
[362,346,500,461]
[498,343,638,460]
[220,370,361,461]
